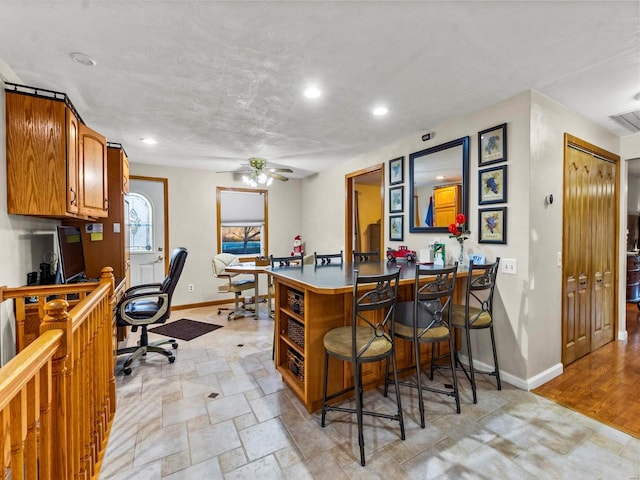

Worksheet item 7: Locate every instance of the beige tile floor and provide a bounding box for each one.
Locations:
[101,306,640,479]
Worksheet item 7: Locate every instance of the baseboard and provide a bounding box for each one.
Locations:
[457,354,563,391]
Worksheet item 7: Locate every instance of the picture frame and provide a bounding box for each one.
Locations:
[478,207,507,244]
[389,215,404,241]
[389,185,404,213]
[389,156,404,185]
[478,165,507,205]
[478,123,507,166]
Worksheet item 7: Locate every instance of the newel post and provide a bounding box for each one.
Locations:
[100,267,117,414]
[41,299,73,480]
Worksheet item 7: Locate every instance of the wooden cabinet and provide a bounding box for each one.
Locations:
[78,123,108,217]
[5,88,108,219]
[67,144,130,282]
[433,184,461,227]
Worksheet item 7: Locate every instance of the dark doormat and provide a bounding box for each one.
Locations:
[148,318,223,341]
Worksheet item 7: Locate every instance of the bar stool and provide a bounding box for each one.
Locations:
[314,250,343,265]
[384,264,460,427]
[352,250,380,263]
[321,267,404,466]
[450,258,501,404]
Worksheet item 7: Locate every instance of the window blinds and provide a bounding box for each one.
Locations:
[220,190,265,226]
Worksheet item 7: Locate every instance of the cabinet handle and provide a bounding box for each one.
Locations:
[70,187,77,205]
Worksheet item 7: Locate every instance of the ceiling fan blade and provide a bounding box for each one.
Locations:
[268,173,289,182]
[268,168,293,173]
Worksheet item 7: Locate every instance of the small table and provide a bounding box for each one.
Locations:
[224,262,272,317]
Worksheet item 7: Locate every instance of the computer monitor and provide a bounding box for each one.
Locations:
[56,225,87,283]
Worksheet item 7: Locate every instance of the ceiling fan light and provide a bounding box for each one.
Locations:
[267,177,274,186]
[258,173,268,184]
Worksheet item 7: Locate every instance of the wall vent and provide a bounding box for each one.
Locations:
[611,109,640,133]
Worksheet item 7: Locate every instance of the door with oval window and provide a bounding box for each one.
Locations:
[127,177,168,286]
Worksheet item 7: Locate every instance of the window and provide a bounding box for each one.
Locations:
[217,187,269,258]
[127,192,153,253]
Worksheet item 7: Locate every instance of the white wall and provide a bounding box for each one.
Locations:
[130,163,302,307]
[300,89,623,388]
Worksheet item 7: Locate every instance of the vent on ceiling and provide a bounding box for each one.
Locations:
[611,109,640,132]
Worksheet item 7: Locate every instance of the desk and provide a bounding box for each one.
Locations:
[224,263,272,317]
[269,262,470,413]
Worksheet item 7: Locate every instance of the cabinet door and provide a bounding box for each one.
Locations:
[79,123,108,217]
[66,109,80,214]
[122,154,130,194]
[5,92,68,216]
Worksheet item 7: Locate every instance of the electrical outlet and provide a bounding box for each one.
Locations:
[501,258,518,275]
[188,283,194,293]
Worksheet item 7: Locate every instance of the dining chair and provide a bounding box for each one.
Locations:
[449,258,501,404]
[321,267,404,466]
[352,250,380,263]
[384,264,460,427]
[314,250,343,265]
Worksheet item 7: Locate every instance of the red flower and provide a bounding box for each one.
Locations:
[448,223,458,235]
[455,213,466,225]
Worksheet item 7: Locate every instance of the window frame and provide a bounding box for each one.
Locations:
[127,191,154,255]
[216,186,269,260]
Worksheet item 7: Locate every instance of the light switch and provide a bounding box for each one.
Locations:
[501,258,517,275]
[113,223,121,233]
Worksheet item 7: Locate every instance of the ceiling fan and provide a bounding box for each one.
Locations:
[219,157,293,186]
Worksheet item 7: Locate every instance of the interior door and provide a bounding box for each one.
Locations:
[562,134,618,365]
[128,177,168,286]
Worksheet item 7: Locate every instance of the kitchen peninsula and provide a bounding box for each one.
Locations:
[270,261,470,413]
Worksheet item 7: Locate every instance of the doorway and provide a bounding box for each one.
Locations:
[562,134,619,365]
[128,176,169,286]
[345,164,384,258]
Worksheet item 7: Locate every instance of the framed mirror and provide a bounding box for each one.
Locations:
[409,136,470,233]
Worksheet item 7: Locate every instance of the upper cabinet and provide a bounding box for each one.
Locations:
[78,123,108,217]
[5,86,108,219]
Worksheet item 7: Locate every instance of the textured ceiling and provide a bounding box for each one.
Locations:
[0,1,638,178]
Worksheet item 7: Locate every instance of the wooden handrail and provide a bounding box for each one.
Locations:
[0,267,118,479]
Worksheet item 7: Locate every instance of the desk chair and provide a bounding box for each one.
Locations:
[212,253,257,320]
[385,264,460,427]
[321,267,404,466]
[116,247,188,375]
[314,250,343,265]
[449,258,501,403]
[352,250,379,263]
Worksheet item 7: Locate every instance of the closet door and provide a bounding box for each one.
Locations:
[562,134,618,365]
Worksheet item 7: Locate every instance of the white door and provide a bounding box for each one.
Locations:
[128,178,167,286]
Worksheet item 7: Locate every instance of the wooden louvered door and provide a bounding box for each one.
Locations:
[562,134,618,365]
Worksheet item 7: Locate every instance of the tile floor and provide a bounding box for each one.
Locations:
[101,306,640,479]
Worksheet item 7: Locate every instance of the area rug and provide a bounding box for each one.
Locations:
[148,318,223,341]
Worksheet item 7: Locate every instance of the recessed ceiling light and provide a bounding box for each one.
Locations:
[373,106,388,116]
[141,138,157,145]
[304,86,321,99]
[69,52,97,66]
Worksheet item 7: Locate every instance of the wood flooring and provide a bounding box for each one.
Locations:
[533,303,640,438]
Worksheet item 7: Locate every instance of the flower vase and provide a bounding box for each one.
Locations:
[457,241,465,270]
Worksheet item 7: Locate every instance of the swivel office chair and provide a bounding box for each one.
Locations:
[116,247,188,375]
[212,253,257,320]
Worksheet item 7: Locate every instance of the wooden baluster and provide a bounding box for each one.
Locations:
[39,360,53,480]
[25,375,39,478]
[101,268,117,416]
[9,390,26,480]
[41,299,72,480]
[0,408,10,480]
